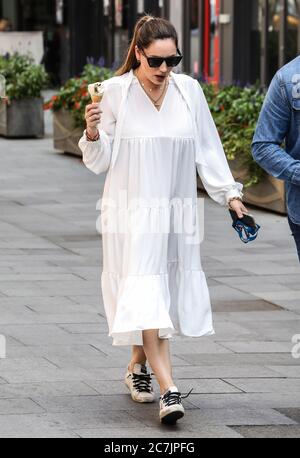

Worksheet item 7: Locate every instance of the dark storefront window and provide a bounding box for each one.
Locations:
[114,0,130,69]
[17,0,68,86]
[252,0,299,87]
[268,0,280,80]
[249,0,261,85]
[287,0,299,62]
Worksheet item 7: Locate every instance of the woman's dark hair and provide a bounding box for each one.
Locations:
[115,15,179,76]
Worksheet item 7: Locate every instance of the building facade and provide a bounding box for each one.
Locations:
[0,0,299,87]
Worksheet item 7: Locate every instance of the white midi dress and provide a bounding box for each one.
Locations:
[98,74,215,346]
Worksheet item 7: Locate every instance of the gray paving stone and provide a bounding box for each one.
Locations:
[66,267,103,281]
[266,299,300,313]
[5,344,105,360]
[266,366,300,378]
[169,339,233,355]
[0,312,105,326]
[0,274,81,282]
[67,295,103,306]
[0,398,45,415]
[215,310,300,322]
[0,268,13,274]
[223,378,300,393]
[11,266,70,274]
[25,303,100,315]
[172,365,281,379]
[0,413,80,438]
[32,394,198,414]
[0,366,106,384]
[275,408,300,423]
[0,296,79,308]
[129,407,296,428]
[85,378,241,396]
[209,285,259,302]
[75,426,243,438]
[34,410,143,430]
[184,392,300,409]
[0,382,99,399]
[212,300,280,312]
[236,320,300,341]
[84,380,133,396]
[232,425,300,438]
[0,280,100,297]
[173,379,242,394]
[255,291,300,302]
[0,357,57,371]
[218,341,293,353]
[31,395,116,413]
[178,352,298,366]
[57,322,107,334]
[212,321,261,341]
[0,324,81,346]
[38,353,187,370]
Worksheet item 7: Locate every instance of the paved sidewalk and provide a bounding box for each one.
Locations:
[0,108,299,438]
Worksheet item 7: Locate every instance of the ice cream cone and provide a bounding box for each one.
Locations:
[91,95,103,104]
[88,82,105,104]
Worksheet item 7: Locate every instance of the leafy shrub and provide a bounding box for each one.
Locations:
[0,53,49,100]
[44,65,114,129]
[201,82,266,187]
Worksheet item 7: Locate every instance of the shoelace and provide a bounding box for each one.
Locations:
[132,372,154,393]
[160,388,194,406]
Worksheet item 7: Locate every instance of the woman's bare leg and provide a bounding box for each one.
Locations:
[127,345,147,372]
[142,329,175,394]
[158,336,173,380]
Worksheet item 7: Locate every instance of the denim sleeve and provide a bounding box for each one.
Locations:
[252,72,300,185]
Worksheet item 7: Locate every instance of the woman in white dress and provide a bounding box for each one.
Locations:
[79,15,248,425]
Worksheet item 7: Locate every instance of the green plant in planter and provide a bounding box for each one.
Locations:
[0,53,49,101]
[199,82,266,188]
[44,65,115,129]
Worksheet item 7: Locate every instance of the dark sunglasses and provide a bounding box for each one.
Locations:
[140,47,183,68]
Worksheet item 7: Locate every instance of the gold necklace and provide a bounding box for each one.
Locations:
[135,71,169,107]
[148,80,169,107]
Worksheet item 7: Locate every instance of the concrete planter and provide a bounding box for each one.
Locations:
[0,98,44,138]
[197,160,287,215]
[53,108,83,156]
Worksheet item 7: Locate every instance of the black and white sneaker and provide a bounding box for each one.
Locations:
[125,363,155,403]
[159,386,193,424]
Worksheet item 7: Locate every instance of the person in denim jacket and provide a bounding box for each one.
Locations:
[252,56,300,261]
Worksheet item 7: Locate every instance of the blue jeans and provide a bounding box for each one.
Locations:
[288,216,300,262]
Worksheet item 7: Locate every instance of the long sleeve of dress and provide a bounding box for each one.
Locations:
[78,85,116,175]
[193,79,244,206]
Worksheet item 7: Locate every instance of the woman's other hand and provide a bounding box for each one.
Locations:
[229,199,249,219]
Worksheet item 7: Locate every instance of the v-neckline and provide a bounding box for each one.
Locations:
[134,74,171,114]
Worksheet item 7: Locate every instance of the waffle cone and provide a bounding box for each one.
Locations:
[91,95,102,103]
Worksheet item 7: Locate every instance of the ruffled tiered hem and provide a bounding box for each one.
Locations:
[99,200,199,238]
[101,264,215,346]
